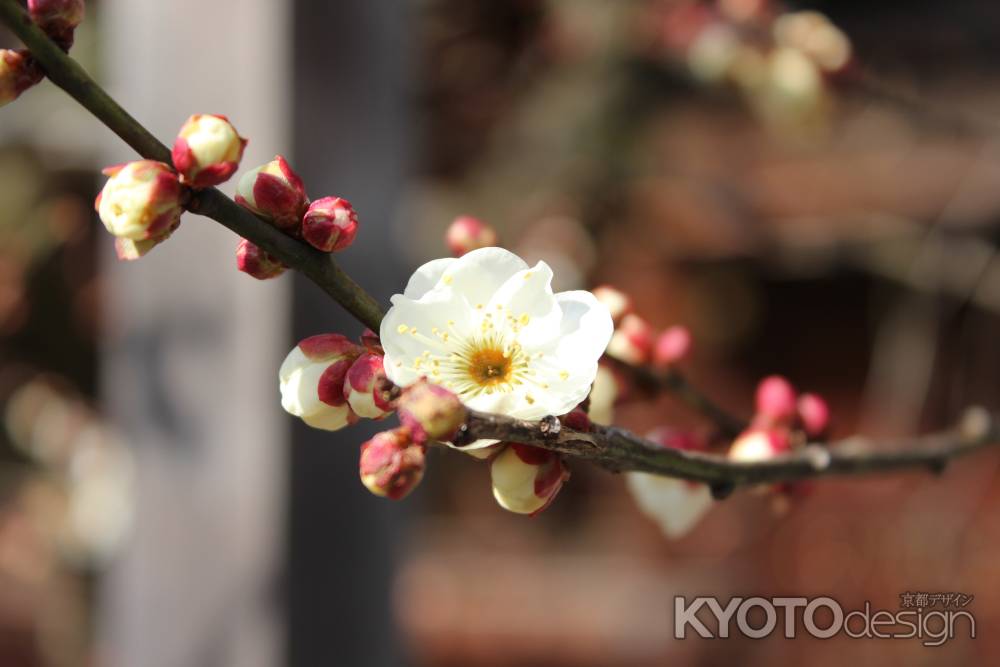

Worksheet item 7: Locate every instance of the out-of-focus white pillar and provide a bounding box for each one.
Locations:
[97,2,290,666]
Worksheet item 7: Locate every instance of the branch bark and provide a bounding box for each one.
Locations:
[460,407,999,494]
[5,0,1000,488]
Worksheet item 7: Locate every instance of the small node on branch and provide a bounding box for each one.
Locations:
[927,458,948,476]
[449,422,477,448]
[539,415,561,439]
[710,482,735,500]
[802,444,832,471]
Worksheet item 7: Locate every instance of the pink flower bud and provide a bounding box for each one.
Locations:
[592,285,632,324]
[490,444,569,515]
[343,353,393,420]
[95,161,183,246]
[171,114,247,188]
[396,379,467,444]
[279,334,362,430]
[606,313,654,365]
[445,215,498,257]
[302,196,358,252]
[728,428,790,463]
[28,0,84,46]
[652,325,692,367]
[236,239,286,280]
[754,375,797,423]
[235,155,308,230]
[0,50,43,108]
[797,392,830,437]
[359,429,426,500]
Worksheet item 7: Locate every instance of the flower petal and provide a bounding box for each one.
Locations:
[402,257,455,299]
[380,290,476,387]
[434,247,528,307]
[485,261,562,349]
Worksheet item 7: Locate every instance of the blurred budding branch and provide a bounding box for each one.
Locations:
[3,0,999,506]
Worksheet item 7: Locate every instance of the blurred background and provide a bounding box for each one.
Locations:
[2,0,1000,665]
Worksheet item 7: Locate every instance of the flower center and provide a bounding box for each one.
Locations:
[467,346,513,386]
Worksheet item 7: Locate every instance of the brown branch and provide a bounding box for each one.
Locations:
[7,0,1000,492]
[459,407,999,495]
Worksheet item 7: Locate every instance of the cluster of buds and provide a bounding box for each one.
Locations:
[627,427,714,538]
[445,215,499,257]
[2,2,86,109]
[95,115,247,260]
[728,374,831,510]
[279,333,393,431]
[656,2,852,128]
[357,378,471,500]
[234,156,359,279]
[598,285,692,369]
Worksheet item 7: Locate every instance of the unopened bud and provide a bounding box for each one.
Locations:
[344,353,393,420]
[359,429,426,500]
[171,114,247,188]
[592,285,632,324]
[797,392,830,437]
[755,375,797,423]
[0,50,43,108]
[728,428,790,462]
[652,325,692,367]
[279,334,362,431]
[773,10,851,73]
[606,313,654,365]
[445,215,498,257]
[302,196,358,252]
[235,155,308,230]
[236,239,286,280]
[115,235,174,262]
[28,0,84,46]
[397,379,467,444]
[95,161,183,248]
[687,24,740,84]
[490,444,569,515]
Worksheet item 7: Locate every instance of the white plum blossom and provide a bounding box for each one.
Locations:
[380,247,613,450]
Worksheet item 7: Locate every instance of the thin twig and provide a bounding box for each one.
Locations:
[460,407,999,492]
[605,357,748,437]
[0,0,385,332]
